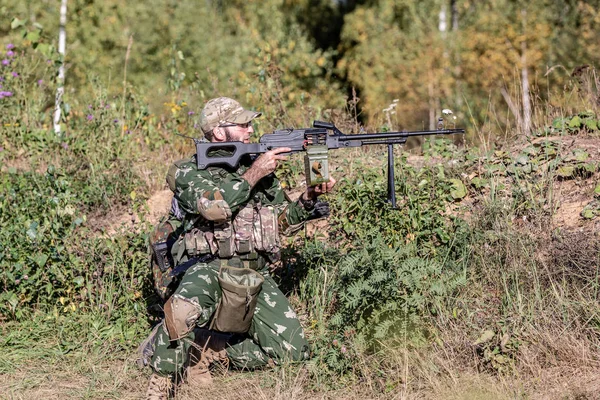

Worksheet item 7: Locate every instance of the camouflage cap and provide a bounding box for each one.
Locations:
[199,97,262,134]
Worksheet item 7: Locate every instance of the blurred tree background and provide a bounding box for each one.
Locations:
[1,0,599,137]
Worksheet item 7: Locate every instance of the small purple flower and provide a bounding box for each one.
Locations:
[87,114,93,121]
[0,76,4,81]
[11,72,18,77]
[88,104,92,109]
[6,51,14,57]
[61,142,69,150]
[6,44,14,50]
[125,130,131,135]
[37,79,43,85]
[23,274,29,280]
[332,339,339,346]
[105,104,110,109]
[340,346,347,354]
[0,91,13,99]
[15,279,20,285]
[1,59,9,66]
[0,146,3,152]
[188,111,195,115]
[113,119,119,123]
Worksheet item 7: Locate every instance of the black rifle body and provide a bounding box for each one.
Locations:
[194,121,464,207]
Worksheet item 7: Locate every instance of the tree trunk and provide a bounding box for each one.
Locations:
[53,0,67,135]
[520,8,532,134]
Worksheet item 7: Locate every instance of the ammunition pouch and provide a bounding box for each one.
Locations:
[164,294,201,341]
[210,266,264,334]
[233,203,254,255]
[184,227,217,257]
[214,221,235,258]
[252,205,279,253]
[180,202,280,261]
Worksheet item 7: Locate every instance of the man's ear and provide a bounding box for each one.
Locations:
[212,127,226,142]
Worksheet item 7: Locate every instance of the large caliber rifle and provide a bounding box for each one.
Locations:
[194,121,464,208]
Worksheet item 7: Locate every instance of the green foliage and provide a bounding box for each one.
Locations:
[330,233,465,343]
[0,165,150,319]
[329,155,468,253]
[294,152,471,375]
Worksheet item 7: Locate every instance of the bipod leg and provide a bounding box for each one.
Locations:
[387,143,397,208]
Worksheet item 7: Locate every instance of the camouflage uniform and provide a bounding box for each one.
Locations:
[149,148,312,375]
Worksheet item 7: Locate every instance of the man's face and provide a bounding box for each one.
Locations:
[223,122,254,143]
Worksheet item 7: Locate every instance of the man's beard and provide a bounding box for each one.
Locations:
[224,127,235,141]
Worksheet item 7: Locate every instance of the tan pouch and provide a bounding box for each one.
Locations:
[253,205,279,253]
[233,204,255,255]
[210,266,264,333]
[184,228,216,257]
[214,222,235,258]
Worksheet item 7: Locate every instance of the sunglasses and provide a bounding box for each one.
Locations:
[219,122,252,129]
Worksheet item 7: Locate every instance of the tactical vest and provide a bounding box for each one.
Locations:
[176,200,280,262]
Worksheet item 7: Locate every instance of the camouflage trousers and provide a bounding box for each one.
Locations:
[150,259,310,375]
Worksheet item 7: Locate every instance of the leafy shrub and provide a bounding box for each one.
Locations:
[296,154,471,374]
[0,166,84,318]
[0,161,153,320]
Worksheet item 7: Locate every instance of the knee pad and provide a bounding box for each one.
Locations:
[164,295,201,340]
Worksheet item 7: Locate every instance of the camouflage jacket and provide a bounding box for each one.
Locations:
[167,152,310,246]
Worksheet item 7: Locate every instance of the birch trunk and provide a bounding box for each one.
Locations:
[520,8,532,134]
[53,0,68,135]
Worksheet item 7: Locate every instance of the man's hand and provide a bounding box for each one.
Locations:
[242,147,291,188]
[303,176,337,201]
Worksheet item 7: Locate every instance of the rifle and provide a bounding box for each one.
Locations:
[194,121,464,208]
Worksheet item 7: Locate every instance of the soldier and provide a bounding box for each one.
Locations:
[141,97,335,399]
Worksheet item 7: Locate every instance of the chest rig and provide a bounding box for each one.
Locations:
[183,200,280,259]
[179,165,281,263]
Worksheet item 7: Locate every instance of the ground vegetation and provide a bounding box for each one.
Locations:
[1,1,600,398]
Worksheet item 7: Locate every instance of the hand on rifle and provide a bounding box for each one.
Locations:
[243,147,291,187]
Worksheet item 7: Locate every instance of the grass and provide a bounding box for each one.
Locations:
[2,39,600,399]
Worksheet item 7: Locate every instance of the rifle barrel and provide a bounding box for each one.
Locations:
[339,129,464,141]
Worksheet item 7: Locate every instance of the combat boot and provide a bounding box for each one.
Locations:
[186,329,230,386]
[145,373,172,400]
[137,322,162,369]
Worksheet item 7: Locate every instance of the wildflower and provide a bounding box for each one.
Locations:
[88,104,92,109]
[1,59,9,66]
[87,114,93,121]
[113,119,119,123]
[340,346,347,354]
[0,91,13,99]
[188,111,195,115]
[23,274,29,280]
[11,72,18,77]
[61,142,69,150]
[37,79,43,85]
[105,104,110,109]
[6,51,14,57]
[15,279,20,285]
[442,109,453,115]
[0,146,3,152]
[6,44,14,50]
[332,339,339,347]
